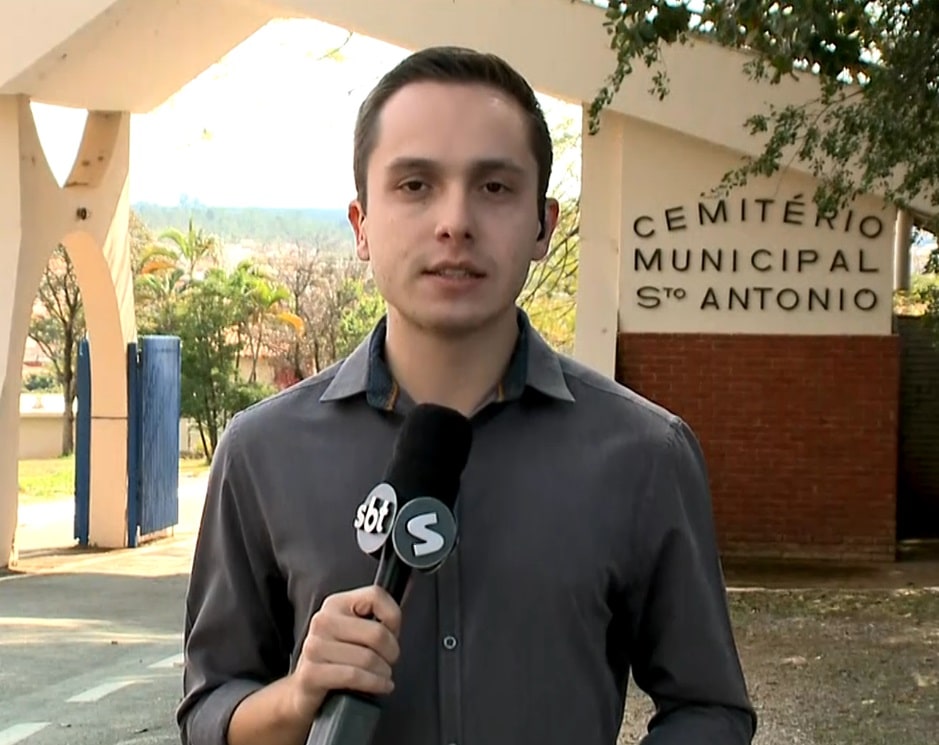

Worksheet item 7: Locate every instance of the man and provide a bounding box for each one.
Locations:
[178,46,757,745]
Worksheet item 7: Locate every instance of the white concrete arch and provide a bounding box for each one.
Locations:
[0,96,135,568]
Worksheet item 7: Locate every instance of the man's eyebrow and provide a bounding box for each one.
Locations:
[471,158,527,176]
[385,157,437,174]
[385,157,527,175]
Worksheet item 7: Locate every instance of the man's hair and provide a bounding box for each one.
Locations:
[353,46,553,226]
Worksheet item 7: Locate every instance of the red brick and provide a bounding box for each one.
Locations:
[616,332,899,562]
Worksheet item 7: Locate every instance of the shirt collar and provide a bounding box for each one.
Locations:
[319,307,575,411]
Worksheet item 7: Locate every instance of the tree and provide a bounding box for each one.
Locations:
[133,216,296,459]
[265,247,386,384]
[27,245,85,455]
[129,208,154,271]
[519,115,581,352]
[134,217,219,314]
[173,266,269,459]
[228,259,304,384]
[590,1,939,233]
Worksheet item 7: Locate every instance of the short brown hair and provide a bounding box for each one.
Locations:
[353,46,553,226]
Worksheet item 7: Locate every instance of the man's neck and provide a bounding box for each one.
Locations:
[383,309,520,417]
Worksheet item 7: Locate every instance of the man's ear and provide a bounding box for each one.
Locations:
[533,197,561,261]
[348,200,369,261]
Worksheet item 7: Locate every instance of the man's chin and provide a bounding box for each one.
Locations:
[398,308,510,338]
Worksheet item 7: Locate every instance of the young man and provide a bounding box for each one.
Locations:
[178,46,757,745]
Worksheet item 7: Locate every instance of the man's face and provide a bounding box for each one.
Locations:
[348,81,559,338]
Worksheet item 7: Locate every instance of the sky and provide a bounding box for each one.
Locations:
[29,19,583,211]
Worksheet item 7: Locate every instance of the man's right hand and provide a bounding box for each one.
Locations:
[287,584,403,721]
[226,585,402,745]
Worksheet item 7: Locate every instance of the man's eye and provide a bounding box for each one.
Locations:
[484,182,509,194]
[401,180,427,192]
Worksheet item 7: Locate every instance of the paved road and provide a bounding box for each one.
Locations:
[0,477,207,745]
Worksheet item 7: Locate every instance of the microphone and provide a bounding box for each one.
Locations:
[305,403,473,745]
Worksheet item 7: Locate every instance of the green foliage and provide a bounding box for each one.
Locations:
[590,1,939,229]
[133,201,353,248]
[227,379,278,417]
[520,197,579,353]
[926,244,939,275]
[172,268,245,457]
[911,273,939,316]
[136,219,298,460]
[22,371,59,393]
[519,116,581,352]
[335,275,386,361]
[895,272,939,336]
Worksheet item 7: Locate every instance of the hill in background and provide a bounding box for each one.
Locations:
[133,201,353,251]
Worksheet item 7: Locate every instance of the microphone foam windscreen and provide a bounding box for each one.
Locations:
[384,403,473,510]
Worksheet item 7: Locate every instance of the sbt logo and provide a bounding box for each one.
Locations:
[354,493,394,535]
[354,483,398,555]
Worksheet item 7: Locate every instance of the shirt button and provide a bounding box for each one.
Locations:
[442,635,458,650]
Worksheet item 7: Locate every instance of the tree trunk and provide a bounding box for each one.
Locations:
[61,390,75,456]
[250,327,261,384]
[197,422,210,464]
[61,333,75,456]
[292,339,303,383]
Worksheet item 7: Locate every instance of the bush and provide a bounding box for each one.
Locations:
[227,380,277,415]
[23,372,59,392]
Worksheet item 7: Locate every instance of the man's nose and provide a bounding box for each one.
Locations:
[434,187,474,241]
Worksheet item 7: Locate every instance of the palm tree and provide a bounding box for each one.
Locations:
[229,260,304,383]
[133,218,220,333]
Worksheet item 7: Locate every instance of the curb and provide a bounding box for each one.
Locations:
[0,530,197,583]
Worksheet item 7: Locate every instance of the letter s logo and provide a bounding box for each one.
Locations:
[406,513,445,557]
[392,497,458,571]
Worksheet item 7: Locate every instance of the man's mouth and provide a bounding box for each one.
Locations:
[425,265,485,279]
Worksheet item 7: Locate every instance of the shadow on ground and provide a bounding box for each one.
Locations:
[723,540,939,590]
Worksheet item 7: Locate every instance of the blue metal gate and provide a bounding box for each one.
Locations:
[74,337,91,546]
[127,335,181,547]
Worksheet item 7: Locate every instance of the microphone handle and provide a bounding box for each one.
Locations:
[305,693,382,745]
[305,547,413,745]
[373,541,412,603]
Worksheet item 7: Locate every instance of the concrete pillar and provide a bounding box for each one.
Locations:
[572,108,623,379]
[0,95,136,568]
[893,208,913,291]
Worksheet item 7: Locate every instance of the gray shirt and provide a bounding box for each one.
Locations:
[177,309,757,745]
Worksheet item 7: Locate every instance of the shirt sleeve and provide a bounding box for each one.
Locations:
[176,414,294,745]
[627,416,758,744]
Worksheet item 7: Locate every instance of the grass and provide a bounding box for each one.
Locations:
[18,453,210,504]
[17,455,76,502]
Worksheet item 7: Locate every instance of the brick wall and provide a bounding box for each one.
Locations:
[616,333,900,561]
[896,315,939,540]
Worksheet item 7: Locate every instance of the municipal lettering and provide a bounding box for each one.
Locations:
[634,247,880,274]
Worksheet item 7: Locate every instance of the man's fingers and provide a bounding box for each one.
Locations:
[305,638,394,680]
[350,586,402,635]
[298,662,395,696]
[322,585,402,636]
[308,611,400,667]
